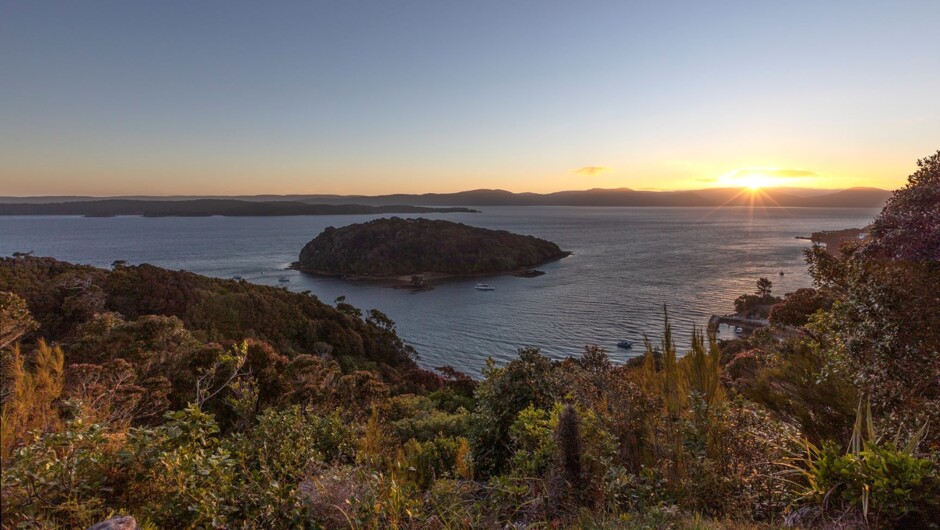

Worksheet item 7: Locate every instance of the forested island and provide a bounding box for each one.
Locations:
[0,199,478,217]
[295,217,571,281]
[1,152,938,529]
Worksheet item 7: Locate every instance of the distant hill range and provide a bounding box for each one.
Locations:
[0,186,891,210]
[0,199,478,217]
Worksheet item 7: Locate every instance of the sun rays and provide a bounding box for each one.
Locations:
[694,176,793,226]
[714,167,816,191]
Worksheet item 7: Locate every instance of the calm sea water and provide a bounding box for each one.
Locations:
[1,207,878,375]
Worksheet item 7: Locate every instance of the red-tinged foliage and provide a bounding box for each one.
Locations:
[768,288,834,328]
[861,150,940,262]
[0,256,437,389]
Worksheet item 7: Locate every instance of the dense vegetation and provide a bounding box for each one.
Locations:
[296,217,571,276]
[1,151,938,529]
[732,277,783,319]
[0,199,477,217]
[0,257,435,391]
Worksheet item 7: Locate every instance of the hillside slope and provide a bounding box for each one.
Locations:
[0,255,431,385]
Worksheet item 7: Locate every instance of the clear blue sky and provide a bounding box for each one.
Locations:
[1,1,938,195]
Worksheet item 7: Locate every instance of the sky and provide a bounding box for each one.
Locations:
[1,1,938,196]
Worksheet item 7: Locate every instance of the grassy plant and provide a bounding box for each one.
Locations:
[783,399,937,527]
[1,340,64,460]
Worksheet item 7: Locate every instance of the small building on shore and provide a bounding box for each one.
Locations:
[708,314,768,338]
[806,227,869,256]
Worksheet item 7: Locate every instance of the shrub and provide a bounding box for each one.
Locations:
[387,394,470,442]
[0,291,38,350]
[401,435,468,490]
[1,340,64,460]
[736,332,857,444]
[223,406,353,527]
[509,404,555,476]
[1,416,117,528]
[301,464,421,529]
[768,288,834,328]
[788,401,939,527]
[120,406,238,528]
[470,347,558,477]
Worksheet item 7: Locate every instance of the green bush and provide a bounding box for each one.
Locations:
[469,348,558,477]
[401,435,468,489]
[789,402,939,527]
[226,406,355,527]
[120,406,237,528]
[812,441,936,522]
[1,417,116,528]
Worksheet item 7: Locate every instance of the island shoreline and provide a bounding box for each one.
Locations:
[290,251,573,288]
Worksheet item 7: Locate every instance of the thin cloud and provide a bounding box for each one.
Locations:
[573,166,609,176]
[730,168,817,178]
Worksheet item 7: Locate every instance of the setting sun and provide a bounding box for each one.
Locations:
[741,174,772,190]
[715,167,800,190]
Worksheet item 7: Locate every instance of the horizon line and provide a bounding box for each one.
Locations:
[0,185,890,200]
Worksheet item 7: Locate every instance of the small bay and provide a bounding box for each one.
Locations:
[0,206,878,375]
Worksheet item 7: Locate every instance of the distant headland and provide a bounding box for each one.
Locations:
[0,199,478,217]
[294,218,571,286]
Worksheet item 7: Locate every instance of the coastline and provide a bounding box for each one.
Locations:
[290,251,573,288]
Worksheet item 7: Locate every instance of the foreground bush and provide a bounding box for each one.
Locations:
[787,402,939,528]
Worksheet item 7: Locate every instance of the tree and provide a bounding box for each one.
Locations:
[768,288,834,328]
[553,405,585,509]
[0,292,38,351]
[805,151,940,445]
[861,149,940,261]
[1,341,64,459]
[755,277,773,298]
[195,341,249,408]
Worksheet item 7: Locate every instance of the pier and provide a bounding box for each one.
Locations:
[797,227,868,256]
[707,314,769,338]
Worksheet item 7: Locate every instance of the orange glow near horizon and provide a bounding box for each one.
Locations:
[0,157,919,196]
[713,167,803,190]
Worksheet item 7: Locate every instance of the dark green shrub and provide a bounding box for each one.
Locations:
[789,402,939,527]
[1,417,116,528]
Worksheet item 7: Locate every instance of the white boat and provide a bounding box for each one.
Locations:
[474,283,494,291]
[278,276,290,283]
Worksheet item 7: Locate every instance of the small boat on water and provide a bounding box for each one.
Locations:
[474,283,495,291]
[617,340,633,349]
[278,276,290,283]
